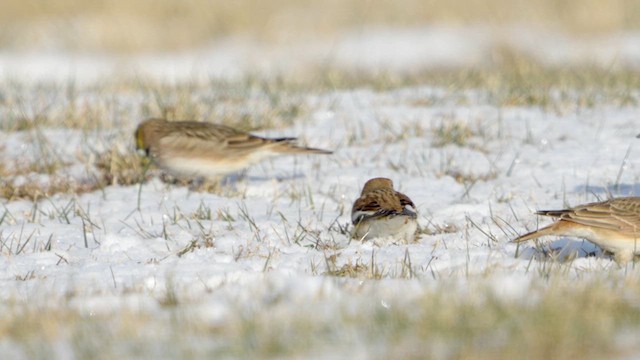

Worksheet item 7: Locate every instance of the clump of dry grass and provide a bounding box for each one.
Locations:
[0,153,93,201]
[0,178,64,201]
[325,256,387,279]
[93,148,150,187]
[0,174,103,201]
[432,121,473,148]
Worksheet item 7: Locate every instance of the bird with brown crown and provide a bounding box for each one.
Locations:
[134,118,332,179]
[351,177,418,244]
[512,197,640,264]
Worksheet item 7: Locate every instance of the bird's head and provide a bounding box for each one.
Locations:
[361,177,394,195]
[134,118,167,156]
[134,126,150,156]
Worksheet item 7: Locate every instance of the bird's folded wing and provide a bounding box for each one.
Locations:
[540,202,640,233]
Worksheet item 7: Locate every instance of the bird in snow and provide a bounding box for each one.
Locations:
[134,118,332,179]
[512,197,640,264]
[351,177,418,244]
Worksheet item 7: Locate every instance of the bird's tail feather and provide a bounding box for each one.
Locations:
[272,138,333,154]
[511,225,557,243]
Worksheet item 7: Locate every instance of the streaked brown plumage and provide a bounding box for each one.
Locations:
[351,178,418,243]
[513,197,640,263]
[135,118,332,178]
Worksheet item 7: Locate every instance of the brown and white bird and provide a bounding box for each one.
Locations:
[351,177,418,243]
[512,197,640,263]
[134,118,332,178]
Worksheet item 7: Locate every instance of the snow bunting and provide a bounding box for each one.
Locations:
[134,118,332,178]
[351,177,418,243]
[512,197,640,264]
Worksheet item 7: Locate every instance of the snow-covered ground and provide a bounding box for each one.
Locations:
[0,26,640,357]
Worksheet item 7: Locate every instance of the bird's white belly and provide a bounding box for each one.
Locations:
[353,215,417,244]
[161,157,243,177]
[565,227,640,254]
[159,151,277,178]
[589,235,640,255]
